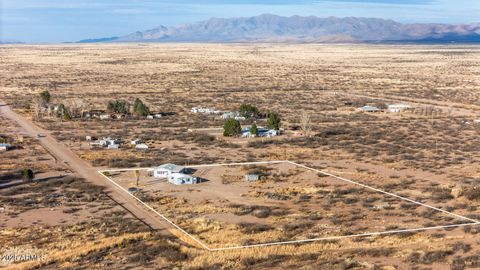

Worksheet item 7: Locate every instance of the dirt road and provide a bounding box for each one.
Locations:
[0,101,171,232]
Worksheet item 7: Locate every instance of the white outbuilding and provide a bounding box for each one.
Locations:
[135,143,149,150]
[387,104,412,113]
[0,143,11,152]
[168,173,198,185]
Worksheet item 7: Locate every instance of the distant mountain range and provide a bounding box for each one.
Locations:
[78,14,480,44]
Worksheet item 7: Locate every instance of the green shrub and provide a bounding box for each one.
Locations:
[22,168,34,182]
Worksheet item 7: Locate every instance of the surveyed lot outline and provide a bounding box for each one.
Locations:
[98,160,480,251]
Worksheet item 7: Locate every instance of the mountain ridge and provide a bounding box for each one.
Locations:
[78,14,480,44]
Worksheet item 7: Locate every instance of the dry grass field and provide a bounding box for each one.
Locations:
[1,43,480,269]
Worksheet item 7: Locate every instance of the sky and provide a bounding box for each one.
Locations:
[1,0,479,43]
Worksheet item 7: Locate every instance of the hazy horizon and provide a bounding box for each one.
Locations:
[1,0,480,43]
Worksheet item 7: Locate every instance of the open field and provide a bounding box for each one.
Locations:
[1,43,480,269]
[104,161,478,250]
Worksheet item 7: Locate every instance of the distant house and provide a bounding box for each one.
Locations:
[168,173,198,185]
[85,136,98,141]
[154,113,163,119]
[99,114,111,120]
[146,115,154,120]
[192,107,222,115]
[111,113,126,120]
[83,110,107,119]
[135,143,149,150]
[360,105,381,113]
[387,104,412,113]
[153,163,186,178]
[90,137,120,149]
[130,139,142,145]
[245,173,260,182]
[107,144,119,149]
[221,112,239,119]
[0,143,11,152]
[241,126,279,138]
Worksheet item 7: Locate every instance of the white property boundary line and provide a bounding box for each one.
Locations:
[98,160,480,251]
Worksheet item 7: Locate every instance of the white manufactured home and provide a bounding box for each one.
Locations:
[153,163,186,178]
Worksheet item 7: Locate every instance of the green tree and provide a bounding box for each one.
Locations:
[133,98,142,110]
[250,123,258,136]
[133,98,150,116]
[267,112,281,130]
[22,168,34,182]
[223,118,242,137]
[39,90,51,104]
[239,104,260,119]
[107,100,129,114]
[55,104,71,120]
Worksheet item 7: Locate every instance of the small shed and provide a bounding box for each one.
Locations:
[168,173,198,185]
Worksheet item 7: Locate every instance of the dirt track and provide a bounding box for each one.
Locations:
[0,100,172,232]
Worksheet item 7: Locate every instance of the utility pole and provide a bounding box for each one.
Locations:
[134,170,140,187]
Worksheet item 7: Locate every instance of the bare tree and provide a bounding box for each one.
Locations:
[32,98,42,119]
[300,111,312,137]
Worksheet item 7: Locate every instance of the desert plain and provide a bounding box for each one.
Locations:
[1,43,480,269]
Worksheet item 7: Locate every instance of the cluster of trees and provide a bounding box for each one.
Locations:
[239,104,260,119]
[56,103,72,120]
[107,98,150,116]
[33,90,73,120]
[223,104,282,137]
[107,99,130,114]
[33,90,153,121]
